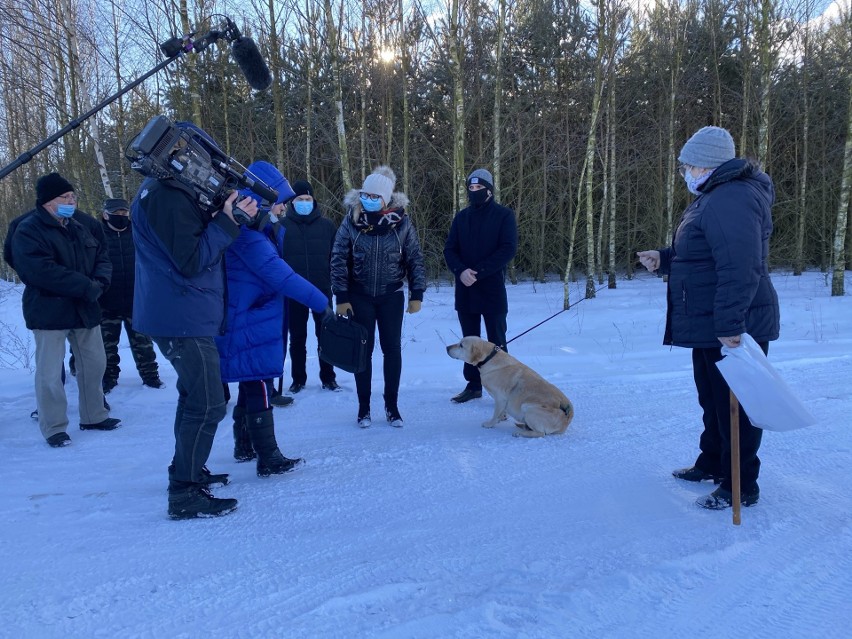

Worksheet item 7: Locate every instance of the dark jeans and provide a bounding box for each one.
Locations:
[154,337,227,487]
[350,290,404,406]
[100,309,159,383]
[692,342,768,493]
[457,311,508,390]
[288,299,336,386]
[235,379,271,413]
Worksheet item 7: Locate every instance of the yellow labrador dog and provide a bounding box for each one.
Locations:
[446,336,574,438]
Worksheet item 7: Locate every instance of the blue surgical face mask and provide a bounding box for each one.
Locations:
[56,204,76,218]
[684,169,712,195]
[360,195,383,212]
[293,200,313,215]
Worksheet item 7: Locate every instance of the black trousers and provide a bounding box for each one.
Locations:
[691,343,768,493]
[154,337,226,487]
[457,311,508,390]
[350,290,404,407]
[287,299,336,386]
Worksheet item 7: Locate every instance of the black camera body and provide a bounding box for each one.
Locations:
[128,116,276,223]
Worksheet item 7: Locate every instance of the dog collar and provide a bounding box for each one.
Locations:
[476,345,501,368]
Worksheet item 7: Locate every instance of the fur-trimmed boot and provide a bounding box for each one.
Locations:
[246,409,303,477]
[232,406,255,462]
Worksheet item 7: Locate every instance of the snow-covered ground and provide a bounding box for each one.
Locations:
[1,271,850,638]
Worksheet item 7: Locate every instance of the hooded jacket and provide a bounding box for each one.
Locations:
[215,223,329,382]
[331,190,426,303]
[658,158,780,348]
[11,206,111,330]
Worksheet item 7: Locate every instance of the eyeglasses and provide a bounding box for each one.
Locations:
[360,193,381,202]
[677,163,689,177]
[57,193,77,202]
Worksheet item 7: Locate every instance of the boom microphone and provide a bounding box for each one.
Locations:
[230,36,273,91]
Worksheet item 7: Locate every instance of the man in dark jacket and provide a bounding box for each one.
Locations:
[99,198,162,392]
[444,168,518,403]
[132,122,258,520]
[281,180,339,393]
[11,172,121,447]
[638,125,780,511]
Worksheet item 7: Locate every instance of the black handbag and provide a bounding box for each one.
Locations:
[318,312,369,374]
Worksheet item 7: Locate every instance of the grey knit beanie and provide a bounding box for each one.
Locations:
[466,168,493,191]
[678,126,736,168]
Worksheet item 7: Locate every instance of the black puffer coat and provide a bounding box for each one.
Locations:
[331,190,426,303]
[11,206,111,330]
[99,221,136,316]
[658,158,780,348]
[280,201,336,297]
[443,198,517,314]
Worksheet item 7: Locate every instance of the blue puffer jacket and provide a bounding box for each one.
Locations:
[215,223,329,383]
[658,158,780,348]
[131,178,239,338]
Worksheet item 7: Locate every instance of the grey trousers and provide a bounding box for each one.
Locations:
[34,328,109,439]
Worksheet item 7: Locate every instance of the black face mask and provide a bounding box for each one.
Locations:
[467,188,491,208]
[107,214,129,231]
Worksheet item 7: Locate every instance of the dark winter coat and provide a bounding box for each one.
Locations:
[11,206,111,330]
[658,158,780,348]
[444,198,517,314]
[99,221,136,316]
[280,201,336,297]
[215,224,329,383]
[5,209,104,271]
[131,178,239,338]
[331,190,426,303]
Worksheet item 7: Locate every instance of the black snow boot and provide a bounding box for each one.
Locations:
[168,463,229,487]
[246,409,303,477]
[232,406,255,462]
[168,482,238,520]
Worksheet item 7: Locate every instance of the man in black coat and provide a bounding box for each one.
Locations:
[99,198,163,392]
[444,168,518,403]
[281,180,339,393]
[11,173,121,447]
[638,126,780,510]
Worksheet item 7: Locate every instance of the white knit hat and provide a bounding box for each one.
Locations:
[361,166,396,206]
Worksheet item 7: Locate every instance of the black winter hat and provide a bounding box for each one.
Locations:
[104,198,130,213]
[36,172,74,205]
[292,180,314,198]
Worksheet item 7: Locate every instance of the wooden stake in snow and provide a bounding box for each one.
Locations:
[730,389,742,526]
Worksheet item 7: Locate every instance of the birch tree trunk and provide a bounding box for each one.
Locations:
[179,0,203,125]
[305,0,316,181]
[448,0,465,212]
[268,0,285,168]
[324,0,352,191]
[399,0,410,198]
[756,0,773,166]
[831,75,852,296]
[109,0,127,197]
[607,75,617,289]
[795,5,812,276]
[492,0,506,201]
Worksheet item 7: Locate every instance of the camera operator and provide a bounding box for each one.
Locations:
[131,122,258,520]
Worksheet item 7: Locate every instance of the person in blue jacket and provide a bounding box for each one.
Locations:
[637,125,780,511]
[217,161,330,476]
[443,168,518,404]
[132,122,258,520]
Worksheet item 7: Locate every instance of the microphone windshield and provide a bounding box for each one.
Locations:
[231,37,272,91]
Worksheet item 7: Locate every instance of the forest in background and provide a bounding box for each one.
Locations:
[0,0,850,297]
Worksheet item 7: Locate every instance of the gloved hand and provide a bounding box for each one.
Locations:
[406,300,422,314]
[336,303,353,317]
[84,281,103,302]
